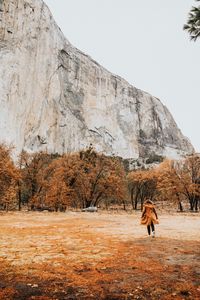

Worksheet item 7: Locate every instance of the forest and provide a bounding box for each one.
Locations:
[0,143,200,212]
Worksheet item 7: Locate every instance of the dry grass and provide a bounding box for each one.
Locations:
[0,211,199,299]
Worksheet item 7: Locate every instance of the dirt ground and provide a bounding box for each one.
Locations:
[0,211,199,300]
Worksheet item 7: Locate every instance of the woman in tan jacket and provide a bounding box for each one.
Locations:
[141,199,159,237]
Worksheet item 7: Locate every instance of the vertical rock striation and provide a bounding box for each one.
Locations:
[0,0,194,159]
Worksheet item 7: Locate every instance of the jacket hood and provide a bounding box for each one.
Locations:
[144,203,155,209]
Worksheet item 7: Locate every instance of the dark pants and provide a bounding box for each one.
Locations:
[147,222,155,235]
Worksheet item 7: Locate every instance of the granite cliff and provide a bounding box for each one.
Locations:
[0,0,194,159]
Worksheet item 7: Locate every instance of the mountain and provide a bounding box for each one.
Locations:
[0,0,194,159]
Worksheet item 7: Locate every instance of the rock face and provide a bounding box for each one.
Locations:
[0,0,194,159]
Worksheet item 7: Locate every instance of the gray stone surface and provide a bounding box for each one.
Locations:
[0,0,194,159]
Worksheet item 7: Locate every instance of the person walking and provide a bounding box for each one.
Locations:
[141,199,159,237]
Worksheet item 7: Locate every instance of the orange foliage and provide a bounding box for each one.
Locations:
[18,151,59,209]
[1,143,199,212]
[155,160,184,206]
[43,147,127,210]
[156,156,200,211]
[127,169,157,210]
[0,144,20,210]
[18,147,127,211]
[127,154,200,211]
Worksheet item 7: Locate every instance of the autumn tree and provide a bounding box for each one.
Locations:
[156,160,186,211]
[127,169,157,210]
[43,157,75,211]
[76,147,127,209]
[43,147,127,210]
[18,151,60,209]
[181,154,200,210]
[0,144,20,211]
[156,155,200,211]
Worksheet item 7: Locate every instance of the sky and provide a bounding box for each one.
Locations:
[45,0,199,152]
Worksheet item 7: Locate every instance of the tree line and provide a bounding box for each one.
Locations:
[0,143,199,212]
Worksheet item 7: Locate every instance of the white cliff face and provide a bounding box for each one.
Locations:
[0,0,194,159]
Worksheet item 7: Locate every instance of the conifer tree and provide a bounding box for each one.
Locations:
[184,0,200,41]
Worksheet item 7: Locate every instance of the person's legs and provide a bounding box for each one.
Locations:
[151,222,155,237]
[147,225,151,235]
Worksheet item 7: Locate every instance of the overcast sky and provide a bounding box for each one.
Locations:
[45,0,199,152]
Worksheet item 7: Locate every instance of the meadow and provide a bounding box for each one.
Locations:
[0,211,199,299]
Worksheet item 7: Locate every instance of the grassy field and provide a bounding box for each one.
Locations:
[0,211,199,299]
